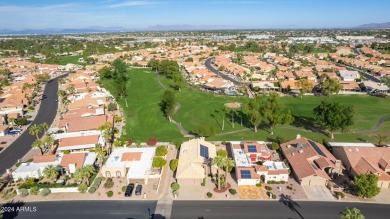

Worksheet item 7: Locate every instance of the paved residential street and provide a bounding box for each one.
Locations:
[1,200,157,219]
[204,57,248,86]
[171,201,390,219]
[0,76,65,175]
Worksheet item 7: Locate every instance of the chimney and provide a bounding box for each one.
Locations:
[296,134,301,139]
[69,163,76,174]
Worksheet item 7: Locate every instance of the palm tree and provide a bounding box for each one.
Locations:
[40,122,49,132]
[95,144,106,167]
[374,134,387,145]
[73,168,85,184]
[29,124,42,139]
[44,136,55,149]
[32,139,44,155]
[223,157,235,185]
[83,165,96,186]
[212,156,225,190]
[340,207,365,219]
[43,165,59,183]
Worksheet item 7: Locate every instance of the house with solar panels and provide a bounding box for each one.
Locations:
[230,141,289,185]
[176,138,217,186]
[280,135,342,186]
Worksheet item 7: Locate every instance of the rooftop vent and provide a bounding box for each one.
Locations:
[114,156,119,161]
[287,144,292,148]
[291,153,295,156]
[298,149,303,153]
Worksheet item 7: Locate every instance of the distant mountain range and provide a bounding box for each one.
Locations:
[0,22,389,35]
[354,22,390,29]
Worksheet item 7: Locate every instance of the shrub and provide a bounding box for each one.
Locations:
[156,145,168,156]
[170,159,179,172]
[25,177,36,185]
[19,188,29,197]
[3,190,16,200]
[217,149,228,158]
[63,150,70,154]
[171,183,180,191]
[152,156,167,168]
[107,102,117,111]
[122,186,127,192]
[126,139,133,146]
[29,186,39,195]
[15,162,22,167]
[207,192,213,198]
[287,186,293,190]
[201,178,206,187]
[256,183,262,187]
[265,186,272,191]
[335,192,345,198]
[104,178,114,189]
[229,189,237,195]
[27,105,35,111]
[106,191,113,197]
[40,188,51,196]
[15,117,28,126]
[146,137,158,146]
[88,187,97,194]
[78,183,88,193]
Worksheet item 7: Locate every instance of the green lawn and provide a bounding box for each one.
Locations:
[45,55,87,66]
[103,67,390,143]
[102,68,183,142]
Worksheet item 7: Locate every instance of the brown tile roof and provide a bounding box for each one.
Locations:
[59,115,109,132]
[33,155,57,163]
[121,152,142,162]
[59,153,86,171]
[280,137,336,180]
[314,157,331,169]
[58,135,99,148]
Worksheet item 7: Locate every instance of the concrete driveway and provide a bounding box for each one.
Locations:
[302,185,335,201]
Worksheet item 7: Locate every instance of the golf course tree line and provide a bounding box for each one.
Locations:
[148,59,184,91]
[244,92,294,133]
[313,100,354,139]
[160,90,176,122]
[98,58,129,99]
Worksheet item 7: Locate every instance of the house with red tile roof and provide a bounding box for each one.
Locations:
[280,135,342,186]
[230,141,289,185]
[331,142,390,189]
[12,152,96,179]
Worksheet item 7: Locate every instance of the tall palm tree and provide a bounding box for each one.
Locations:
[32,139,44,155]
[223,157,235,184]
[29,124,42,139]
[95,144,106,167]
[83,165,96,186]
[44,136,55,149]
[212,156,225,190]
[340,207,365,219]
[43,165,59,183]
[40,122,49,132]
[73,168,85,184]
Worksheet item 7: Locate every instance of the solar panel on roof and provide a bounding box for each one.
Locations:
[240,170,251,179]
[308,140,326,157]
[247,145,257,152]
[200,144,209,158]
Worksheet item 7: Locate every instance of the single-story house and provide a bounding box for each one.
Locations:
[331,142,390,189]
[100,147,158,184]
[176,138,217,186]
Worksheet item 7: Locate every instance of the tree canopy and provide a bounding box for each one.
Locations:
[354,174,380,198]
[160,90,176,120]
[313,100,354,137]
[321,78,343,96]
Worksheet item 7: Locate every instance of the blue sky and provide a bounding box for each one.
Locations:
[0,0,389,29]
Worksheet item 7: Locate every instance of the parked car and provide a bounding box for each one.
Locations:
[124,183,135,197]
[135,185,143,196]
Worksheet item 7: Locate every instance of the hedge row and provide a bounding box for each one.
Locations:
[88,177,102,194]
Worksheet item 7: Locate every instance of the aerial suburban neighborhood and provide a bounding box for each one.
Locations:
[0,0,390,219]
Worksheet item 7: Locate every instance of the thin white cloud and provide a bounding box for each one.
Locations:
[109,1,155,8]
